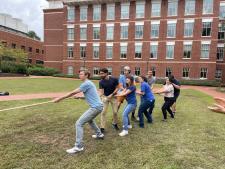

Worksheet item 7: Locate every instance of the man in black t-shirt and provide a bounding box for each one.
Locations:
[169,75,181,114]
[99,68,120,133]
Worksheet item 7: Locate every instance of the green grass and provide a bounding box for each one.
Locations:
[0,78,80,94]
[0,90,225,169]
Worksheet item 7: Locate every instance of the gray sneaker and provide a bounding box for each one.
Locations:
[66,146,84,154]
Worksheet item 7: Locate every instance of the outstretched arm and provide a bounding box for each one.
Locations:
[52,88,82,103]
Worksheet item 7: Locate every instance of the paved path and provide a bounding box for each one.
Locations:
[0,85,224,102]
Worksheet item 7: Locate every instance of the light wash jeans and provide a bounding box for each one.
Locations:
[75,107,103,148]
[122,103,137,130]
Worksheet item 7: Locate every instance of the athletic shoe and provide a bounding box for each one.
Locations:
[66,146,84,154]
[119,130,128,137]
[162,119,167,122]
[131,116,138,121]
[122,125,132,129]
[112,123,120,130]
[92,133,104,139]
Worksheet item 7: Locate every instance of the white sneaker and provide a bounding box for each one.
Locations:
[66,146,84,154]
[92,133,104,139]
[123,125,132,129]
[119,130,128,137]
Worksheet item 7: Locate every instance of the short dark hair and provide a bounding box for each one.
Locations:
[140,75,148,82]
[99,68,108,74]
[126,75,134,86]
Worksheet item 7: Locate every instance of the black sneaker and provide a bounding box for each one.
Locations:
[112,124,120,130]
[100,128,105,133]
[131,116,138,122]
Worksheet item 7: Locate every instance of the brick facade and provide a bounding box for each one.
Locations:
[0,26,44,64]
[44,0,225,83]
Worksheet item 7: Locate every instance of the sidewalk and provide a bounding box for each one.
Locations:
[0,85,224,102]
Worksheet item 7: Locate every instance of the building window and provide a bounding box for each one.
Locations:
[136,1,145,18]
[185,0,195,15]
[67,6,75,21]
[203,0,213,14]
[67,66,74,75]
[67,46,74,58]
[121,3,130,19]
[166,43,175,59]
[167,21,176,38]
[28,47,32,52]
[80,26,87,40]
[183,68,190,78]
[168,0,178,16]
[201,42,210,59]
[150,43,158,59]
[183,43,192,59]
[11,43,16,49]
[36,60,44,64]
[220,3,225,18]
[106,45,113,59]
[151,67,156,76]
[67,28,74,40]
[218,25,225,40]
[135,67,141,76]
[93,26,100,40]
[107,67,113,75]
[184,20,194,37]
[202,21,212,37]
[106,25,114,40]
[107,4,115,20]
[36,49,40,53]
[80,45,86,58]
[80,6,87,21]
[215,69,222,79]
[135,24,144,39]
[93,67,100,76]
[151,22,160,38]
[135,43,142,59]
[120,45,127,59]
[120,24,129,39]
[42,50,44,54]
[217,46,224,61]
[151,2,161,17]
[166,67,172,77]
[93,45,99,59]
[200,68,208,79]
[93,5,101,21]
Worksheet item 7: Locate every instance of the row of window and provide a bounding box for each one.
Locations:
[67,19,216,41]
[67,66,222,79]
[67,0,218,22]
[1,41,44,54]
[67,42,224,61]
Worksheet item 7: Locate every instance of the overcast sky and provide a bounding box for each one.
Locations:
[0,0,49,41]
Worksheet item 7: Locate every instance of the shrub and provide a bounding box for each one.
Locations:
[27,67,59,76]
[0,61,27,74]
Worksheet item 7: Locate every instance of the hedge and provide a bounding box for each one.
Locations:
[0,61,27,74]
[27,67,59,76]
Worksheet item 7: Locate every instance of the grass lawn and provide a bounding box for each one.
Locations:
[0,89,225,169]
[0,78,79,94]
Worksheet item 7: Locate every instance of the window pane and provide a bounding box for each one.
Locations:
[185,0,195,15]
[168,1,178,16]
[67,28,74,40]
[121,3,130,19]
[202,22,212,36]
[67,6,75,21]
[217,47,224,61]
[203,0,213,14]
[135,45,142,58]
[107,5,115,20]
[93,5,101,21]
[150,44,158,58]
[67,46,74,58]
[183,44,192,58]
[107,26,114,40]
[121,26,128,39]
[167,23,176,37]
[135,25,144,39]
[184,22,194,37]
[80,28,87,40]
[201,44,210,59]
[93,27,100,39]
[136,2,145,18]
[166,45,174,59]
[152,3,161,17]
[151,24,159,38]
[106,46,113,59]
[80,7,87,21]
[120,46,127,58]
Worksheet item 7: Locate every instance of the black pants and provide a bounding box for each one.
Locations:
[161,97,175,119]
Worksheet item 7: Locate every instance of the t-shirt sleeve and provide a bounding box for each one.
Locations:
[118,75,123,84]
[79,82,90,93]
[141,83,145,93]
[128,86,136,92]
[99,81,103,89]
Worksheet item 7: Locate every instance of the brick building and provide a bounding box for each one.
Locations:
[44,0,225,83]
[0,14,44,64]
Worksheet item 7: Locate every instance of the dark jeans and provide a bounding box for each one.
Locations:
[138,99,155,127]
[162,97,175,119]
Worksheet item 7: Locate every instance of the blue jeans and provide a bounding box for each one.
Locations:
[138,99,155,127]
[122,103,136,130]
[75,107,103,148]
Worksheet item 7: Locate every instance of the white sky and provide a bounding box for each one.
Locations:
[0,0,49,41]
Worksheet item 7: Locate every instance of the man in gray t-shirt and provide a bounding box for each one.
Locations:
[147,70,156,89]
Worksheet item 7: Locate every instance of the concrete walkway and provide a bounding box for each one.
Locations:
[0,85,224,102]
